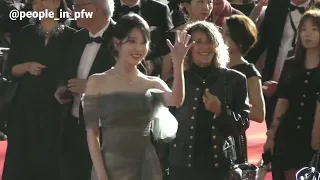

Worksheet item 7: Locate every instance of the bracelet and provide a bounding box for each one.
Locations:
[317,92,320,103]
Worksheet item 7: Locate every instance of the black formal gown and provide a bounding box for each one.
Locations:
[2,23,75,180]
[230,62,262,163]
[272,59,320,179]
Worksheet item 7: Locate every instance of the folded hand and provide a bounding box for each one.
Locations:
[67,78,87,94]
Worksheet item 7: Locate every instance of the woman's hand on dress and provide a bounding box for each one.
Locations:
[166,30,194,67]
[26,62,46,76]
[203,89,222,115]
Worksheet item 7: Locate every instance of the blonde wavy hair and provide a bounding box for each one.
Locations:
[184,21,230,69]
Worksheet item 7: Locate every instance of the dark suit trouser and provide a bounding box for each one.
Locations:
[60,114,92,180]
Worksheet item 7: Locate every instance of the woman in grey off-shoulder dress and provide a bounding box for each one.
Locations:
[80,14,192,180]
[82,91,167,180]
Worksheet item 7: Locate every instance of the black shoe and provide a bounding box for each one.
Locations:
[0,131,7,141]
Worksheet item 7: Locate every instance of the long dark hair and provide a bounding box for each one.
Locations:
[294,9,320,72]
[110,13,151,58]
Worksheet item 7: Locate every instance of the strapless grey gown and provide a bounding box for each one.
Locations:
[82,91,165,180]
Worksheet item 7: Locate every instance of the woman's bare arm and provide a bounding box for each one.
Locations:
[84,75,108,180]
[154,63,184,107]
[268,98,289,137]
[87,128,108,179]
[11,62,29,77]
[247,77,266,123]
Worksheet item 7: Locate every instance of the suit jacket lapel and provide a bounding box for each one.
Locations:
[88,19,116,76]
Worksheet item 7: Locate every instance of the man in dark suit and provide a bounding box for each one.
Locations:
[57,0,116,179]
[112,0,173,76]
[245,0,313,179]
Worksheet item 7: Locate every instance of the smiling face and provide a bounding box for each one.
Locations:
[300,19,320,49]
[190,31,216,67]
[115,28,149,66]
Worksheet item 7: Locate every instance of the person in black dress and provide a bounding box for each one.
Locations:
[2,0,75,179]
[222,14,265,163]
[166,21,250,180]
[264,10,320,180]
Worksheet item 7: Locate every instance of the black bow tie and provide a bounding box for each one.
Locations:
[121,5,140,14]
[289,4,305,14]
[87,36,103,44]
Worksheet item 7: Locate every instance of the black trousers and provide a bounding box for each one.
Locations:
[60,114,92,180]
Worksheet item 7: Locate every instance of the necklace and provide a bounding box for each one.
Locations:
[36,23,64,37]
[191,72,213,84]
[113,70,136,86]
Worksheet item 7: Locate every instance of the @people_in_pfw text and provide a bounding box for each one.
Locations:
[9,9,93,21]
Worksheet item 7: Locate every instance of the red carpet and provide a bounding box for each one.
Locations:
[0,121,272,179]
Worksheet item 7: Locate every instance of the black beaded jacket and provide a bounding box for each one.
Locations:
[163,67,250,171]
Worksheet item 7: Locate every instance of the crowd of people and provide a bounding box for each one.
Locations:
[0,0,319,179]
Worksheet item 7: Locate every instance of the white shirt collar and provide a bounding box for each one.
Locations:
[89,20,110,38]
[291,0,311,8]
[120,0,141,7]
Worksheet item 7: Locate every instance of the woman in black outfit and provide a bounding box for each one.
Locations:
[264,10,320,180]
[166,21,250,180]
[2,0,75,179]
[222,14,265,163]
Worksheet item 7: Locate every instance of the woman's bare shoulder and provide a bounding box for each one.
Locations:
[89,69,115,80]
